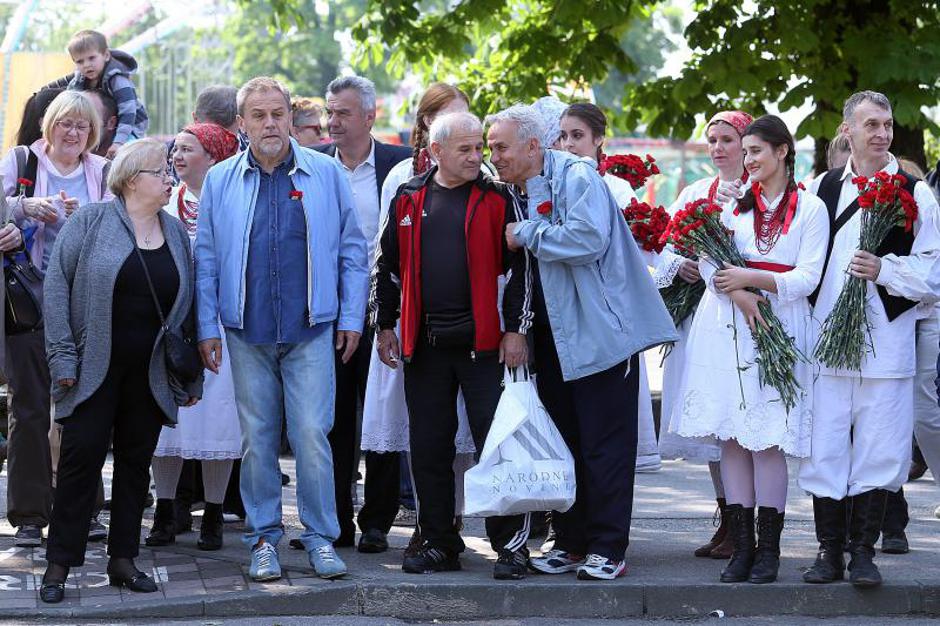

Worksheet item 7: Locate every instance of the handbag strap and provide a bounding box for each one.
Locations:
[131,243,169,331]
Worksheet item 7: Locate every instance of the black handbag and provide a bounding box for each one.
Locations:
[132,245,202,384]
[424,310,475,348]
[3,254,43,334]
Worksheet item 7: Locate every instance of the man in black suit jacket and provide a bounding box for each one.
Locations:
[314,75,412,554]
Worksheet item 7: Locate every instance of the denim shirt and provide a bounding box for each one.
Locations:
[238,149,319,344]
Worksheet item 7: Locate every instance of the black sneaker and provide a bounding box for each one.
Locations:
[358,528,388,553]
[88,517,108,541]
[14,525,42,547]
[494,547,528,580]
[402,545,460,574]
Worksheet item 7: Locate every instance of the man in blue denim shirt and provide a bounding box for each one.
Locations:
[195,77,369,582]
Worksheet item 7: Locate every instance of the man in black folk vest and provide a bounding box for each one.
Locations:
[798,91,940,587]
[313,75,412,553]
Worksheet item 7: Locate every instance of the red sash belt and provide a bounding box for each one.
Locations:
[745,260,794,273]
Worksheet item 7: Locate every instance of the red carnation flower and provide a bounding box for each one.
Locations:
[289,190,303,200]
[537,201,552,216]
[16,178,33,187]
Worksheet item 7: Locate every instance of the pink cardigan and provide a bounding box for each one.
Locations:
[1,139,113,269]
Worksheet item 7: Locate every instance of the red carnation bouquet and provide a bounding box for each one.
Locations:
[662,198,805,412]
[814,172,918,370]
[622,198,669,254]
[599,153,660,190]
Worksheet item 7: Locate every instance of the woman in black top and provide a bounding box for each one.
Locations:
[40,139,201,603]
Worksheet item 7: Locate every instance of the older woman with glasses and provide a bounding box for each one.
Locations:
[38,139,202,603]
[1,90,112,551]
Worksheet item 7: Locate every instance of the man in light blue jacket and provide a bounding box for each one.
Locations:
[195,77,369,582]
[487,104,676,581]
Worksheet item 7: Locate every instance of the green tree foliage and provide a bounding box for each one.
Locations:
[255,0,940,171]
[227,0,395,101]
[624,0,940,170]
[351,0,658,116]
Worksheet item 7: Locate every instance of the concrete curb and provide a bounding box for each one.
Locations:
[10,580,940,620]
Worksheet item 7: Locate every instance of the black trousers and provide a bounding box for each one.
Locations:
[403,338,528,554]
[5,330,53,528]
[533,324,640,561]
[46,359,164,566]
[329,327,400,537]
[882,486,909,536]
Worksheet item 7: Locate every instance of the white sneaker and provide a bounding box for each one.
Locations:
[249,541,281,581]
[528,549,585,574]
[576,553,626,580]
[394,506,417,527]
[309,544,347,579]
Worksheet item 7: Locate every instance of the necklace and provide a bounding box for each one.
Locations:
[751,182,797,255]
[177,184,199,236]
[141,216,160,247]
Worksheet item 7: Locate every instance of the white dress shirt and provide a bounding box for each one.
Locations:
[335,138,380,261]
[810,153,940,378]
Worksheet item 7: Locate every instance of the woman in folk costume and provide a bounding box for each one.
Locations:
[670,115,829,584]
[362,83,477,550]
[660,110,752,559]
[148,122,241,550]
[556,102,662,474]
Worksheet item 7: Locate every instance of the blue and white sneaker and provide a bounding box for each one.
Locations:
[528,549,585,574]
[249,541,282,582]
[576,553,626,580]
[309,544,347,579]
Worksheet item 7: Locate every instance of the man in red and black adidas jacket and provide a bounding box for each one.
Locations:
[371,111,533,580]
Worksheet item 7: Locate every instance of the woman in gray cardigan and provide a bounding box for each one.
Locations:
[39,139,202,603]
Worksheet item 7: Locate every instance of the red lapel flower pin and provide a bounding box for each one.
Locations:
[536,200,552,216]
[289,190,303,200]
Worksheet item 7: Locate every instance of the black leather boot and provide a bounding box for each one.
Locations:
[145,498,176,547]
[804,496,846,583]
[749,507,784,583]
[198,502,224,551]
[847,489,888,588]
[174,496,193,534]
[719,504,755,583]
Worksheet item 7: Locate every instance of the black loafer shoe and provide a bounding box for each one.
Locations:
[357,528,388,553]
[109,571,158,593]
[39,582,65,604]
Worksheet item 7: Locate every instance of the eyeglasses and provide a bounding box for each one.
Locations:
[55,119,91,133]
[137,168,173,180]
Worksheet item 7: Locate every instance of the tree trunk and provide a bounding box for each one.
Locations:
[892,123,927,175]
[813,136,830,176]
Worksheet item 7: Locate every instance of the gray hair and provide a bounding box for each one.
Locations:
[326,75,376,112]
[429,112,483,146]
[843,90,892,122]
[484,104,544,145]
[236,77,291,116]
[531,96,567,147]
[195,85,238,128]
[107,139,167,196]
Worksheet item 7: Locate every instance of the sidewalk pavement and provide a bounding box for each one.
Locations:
[2,456,940,620]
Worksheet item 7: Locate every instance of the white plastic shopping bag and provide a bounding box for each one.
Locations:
[463,367,576,517]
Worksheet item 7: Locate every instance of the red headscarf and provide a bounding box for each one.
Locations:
[183,122,239,163]
[706,110,754,137]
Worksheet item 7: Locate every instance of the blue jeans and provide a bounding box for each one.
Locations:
[226,324,339,550]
